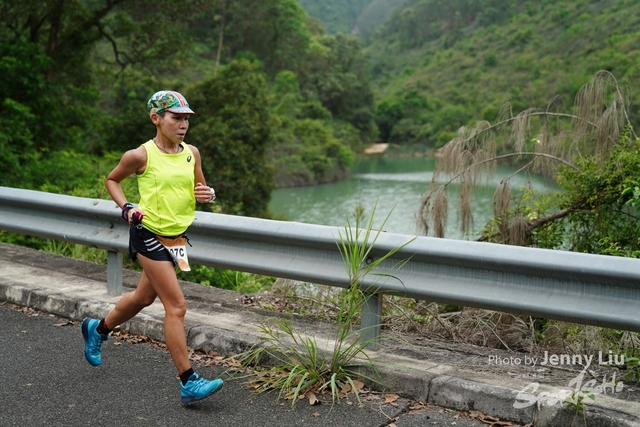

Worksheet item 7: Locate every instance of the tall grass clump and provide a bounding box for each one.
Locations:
[235,202,414,406]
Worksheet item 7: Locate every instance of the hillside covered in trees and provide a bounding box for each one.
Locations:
[358,0,640,150]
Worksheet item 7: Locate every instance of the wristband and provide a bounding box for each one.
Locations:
[121,203,134,222]
[208,187,216,203]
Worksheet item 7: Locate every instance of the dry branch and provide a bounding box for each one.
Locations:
[419,71,633,242]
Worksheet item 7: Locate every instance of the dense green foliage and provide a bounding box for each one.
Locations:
[553,129,640,256]
[188,59,274,217]
[363,0,640,150]
[0,0,375,197]
[268,32,374,186]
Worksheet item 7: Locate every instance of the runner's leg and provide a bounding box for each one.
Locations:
[104,271,157,329]
[136,254,190,374]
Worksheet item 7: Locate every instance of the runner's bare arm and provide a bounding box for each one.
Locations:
[105,146,147,209]
[189,145,214,203]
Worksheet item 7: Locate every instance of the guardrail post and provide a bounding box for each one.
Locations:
[361,292,382,350]
[107,250,123,295]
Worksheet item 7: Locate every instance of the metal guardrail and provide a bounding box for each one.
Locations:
[1,186,640,348]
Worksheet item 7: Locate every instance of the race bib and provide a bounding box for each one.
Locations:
[156,235,191,272]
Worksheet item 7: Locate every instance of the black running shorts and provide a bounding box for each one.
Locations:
[128,224,175,264]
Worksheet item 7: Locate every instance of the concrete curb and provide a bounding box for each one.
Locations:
[0,246,638,426]
[428,375,535,424]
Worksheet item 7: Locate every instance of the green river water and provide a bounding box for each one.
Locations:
[268,157,554,239]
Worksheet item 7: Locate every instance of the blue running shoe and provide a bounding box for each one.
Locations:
[180,373,224,405]
[81,318,108,366]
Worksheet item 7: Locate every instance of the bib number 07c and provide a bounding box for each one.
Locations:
[156,236,191,272]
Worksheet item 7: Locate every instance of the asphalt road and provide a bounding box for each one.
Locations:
[0,302,499,427]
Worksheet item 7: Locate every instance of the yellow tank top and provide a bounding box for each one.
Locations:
[137,140,196,236]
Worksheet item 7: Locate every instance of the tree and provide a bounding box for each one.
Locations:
[195,0,312,77]
[298,33,376,140]
[375,90,437,145]
[1,0,201,75]
[214,0,229,75]
[0,0,204,154]
[187,59,275,217]
[0,36,50,186]
[419,71,639,253]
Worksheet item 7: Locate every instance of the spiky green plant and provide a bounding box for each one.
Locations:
[235,201,414,407]
[337,201,414,290]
